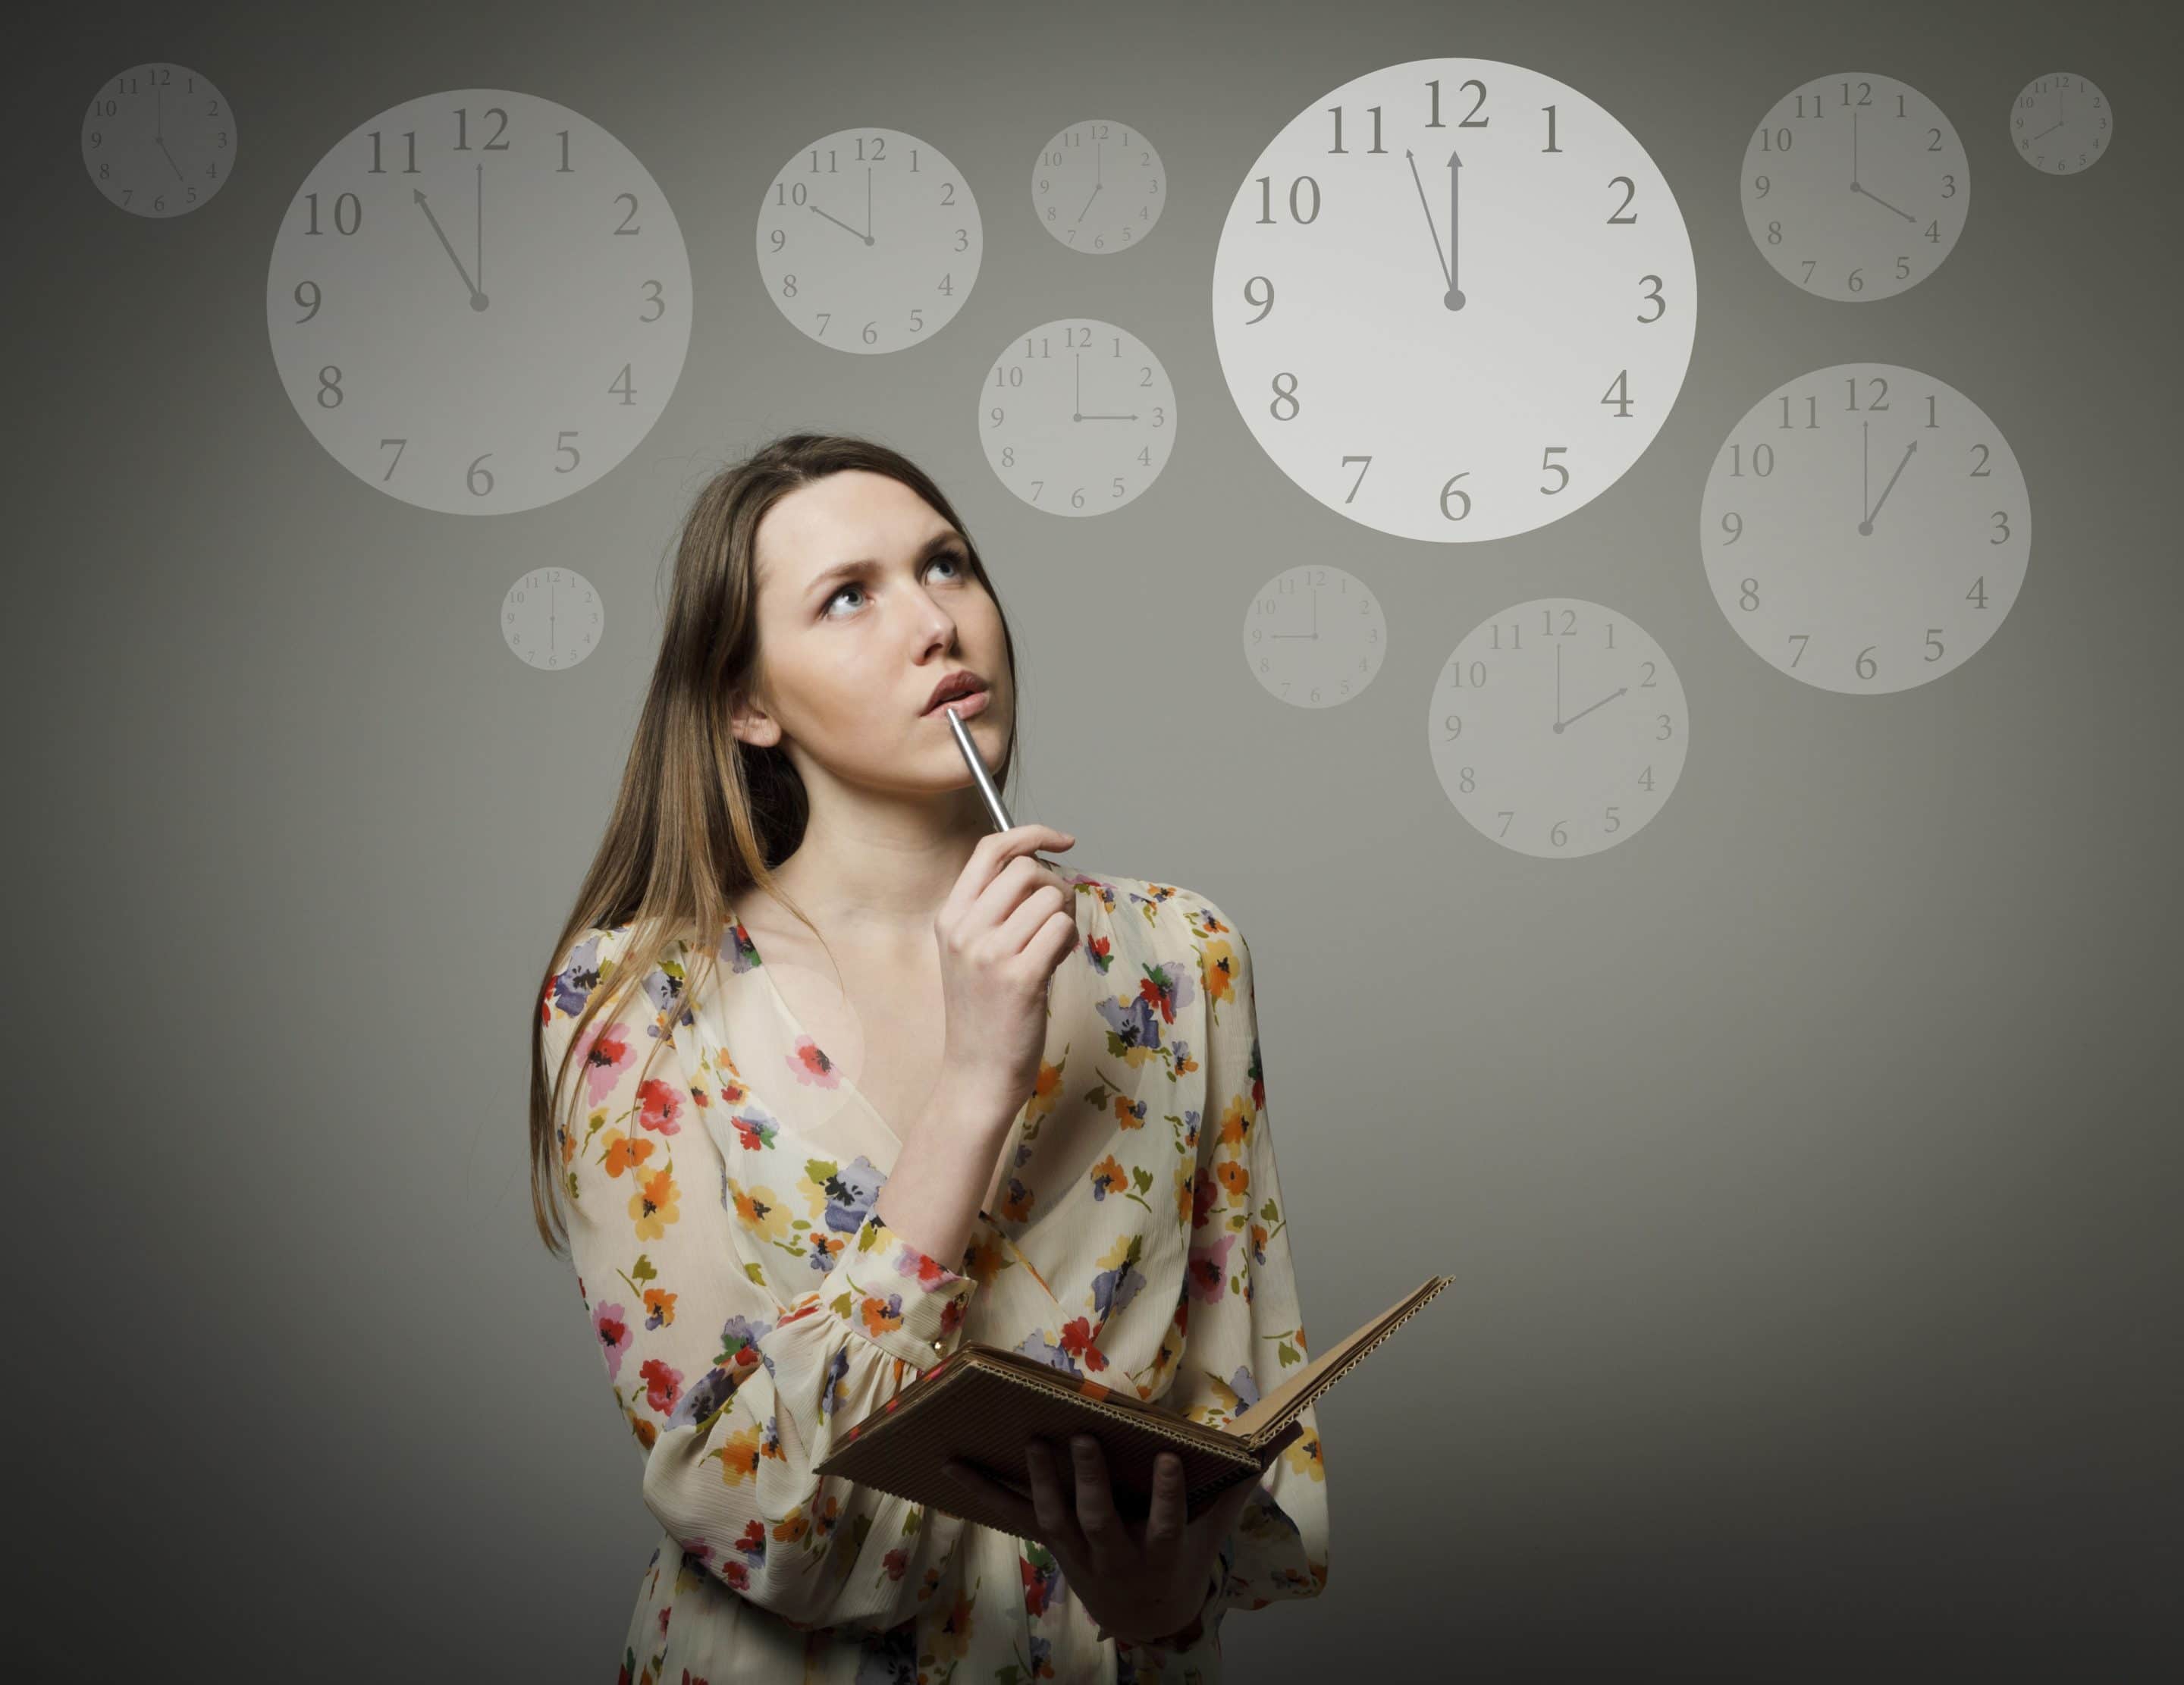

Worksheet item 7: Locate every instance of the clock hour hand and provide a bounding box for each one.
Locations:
[1849,110,1915,221]
[413,187,484,308]
[808,201,874,245]
[155,133,185,183]
[1861,438,1916,534]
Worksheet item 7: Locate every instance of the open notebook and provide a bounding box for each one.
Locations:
[814,1272,1453,1539]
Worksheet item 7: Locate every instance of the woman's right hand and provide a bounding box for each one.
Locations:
[933,824,1080,1125]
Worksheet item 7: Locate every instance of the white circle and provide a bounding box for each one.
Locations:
[1212,55,1697,543]
[82,62,237,218]
[1699,362,2031,695]
[502,566,604,669]
[266,89,693,515]
[755,126,983,353]
[977,318,1177,515]
[1740,73,1969,301]
[1430,598,1688,858]
[1242,564,1387,708]
[2010,73,2113,174]
[1031,118,1168,253]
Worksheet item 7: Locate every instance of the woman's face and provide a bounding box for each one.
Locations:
[733,469,1011,793]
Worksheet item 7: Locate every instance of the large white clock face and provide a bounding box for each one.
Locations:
[2012,73,2112,174]
[266,89,692,515]
[1699,362,2030,695]
[1031,119,1167,253]
[1212,56,1696,544]
[82,62,236,218]
[1429,598,1688,858]
[1243,564,1388,709]
[977,318,1176,515]
[501,566,604,670]
[755,127,983,353]
[1740,73,1969,301]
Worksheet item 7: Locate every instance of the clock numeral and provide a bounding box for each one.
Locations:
[1607,176,1637,224]
[315,365,344,409]
[1540,447,1570,495]
[1638,766,1657,792]
[1655,713,1674,740]
[1924,219,1940,243]
[1848,268,1864,293]
[378,438,406,481]
[304,190,361,236]
[1895,256,1911,280]
[1542,104,1561,152]
[1969,443,1991,476]
[1925,629,1945,663]
[1856,647,1878,681]
[1602,369,1633,419]
[1341,455,1371,504]
[1720,513,1743,544]
[293,281,322,323]
[1441,714,1464,742]
[1927,127,1944,152]
[613,193,640,235]
[1845,375,1889,411]
[468,453,495,497]
[1439,472,1472,521]
[1758,126,1793,152]
[1269,372,1301,421]
[1254,174,1321,224]
[640,279,665,322]
[1839,80,1873,108]
[1778,394,1818,428]
[1448,660,1486,689]
[1638,275,1665,322]
[1323,103,1387,153]
[556,129,575,173]
[1967,576,1989,610]
[1728,444,1774,476]
[1787,635,1809,668]
[1458,767,1476,793]
[1990,510,2011,544]
[1603,807,1623,834]
[556,432,581,474]
[1241,275,1276,325]
[453,105,511,152]
[1739,578,1761,610]
[366,129,419,174]
[610,362,636,406]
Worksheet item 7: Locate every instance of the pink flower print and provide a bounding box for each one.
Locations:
[786,1034,840,1089]
[635,1075,686,1136]
[640,1354,685,1419]
[577,1019,637,1109]
[595,1299,632,1382]
[1185,1230,1235,1304]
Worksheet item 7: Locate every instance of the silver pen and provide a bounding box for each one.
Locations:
[943,702,1058,868]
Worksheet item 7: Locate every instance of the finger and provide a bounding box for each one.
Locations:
[1026,1438,1090,1561]
[1141,1451,1188,1572]
[1068,1435,1123,1567]
[956,825,1075,916]
[943,1456,1038,1538]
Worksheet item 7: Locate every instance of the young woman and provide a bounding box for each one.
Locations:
[529,432,1329,1681]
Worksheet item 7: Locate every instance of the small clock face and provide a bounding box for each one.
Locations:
[1213,56,1697,543]
[755,126,983,353]
[82,62,236,218]
[1031,119,1167,253]
[502,566,604,669]
[1429,598,1687,858]
[266,89,693,516]
[1243,565,1387,709]
[977,318,1176,515]
[1741,72,1969,301]
[1699,362,2030,695]
[2011,73,2112,174]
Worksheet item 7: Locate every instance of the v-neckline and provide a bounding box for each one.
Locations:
[721,869,1100,1166]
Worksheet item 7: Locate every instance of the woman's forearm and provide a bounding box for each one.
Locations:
[872,1072,1018,1271]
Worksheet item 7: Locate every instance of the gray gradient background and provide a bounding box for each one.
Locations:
[8,0,2178,1678]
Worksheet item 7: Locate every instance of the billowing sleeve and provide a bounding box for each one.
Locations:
[544,922,984,1636]
[1163,889,1332,1630]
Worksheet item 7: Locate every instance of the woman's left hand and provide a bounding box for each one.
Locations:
[945,1433,1256,1646]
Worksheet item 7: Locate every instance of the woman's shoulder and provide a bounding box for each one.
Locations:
[1065,867,1241,949]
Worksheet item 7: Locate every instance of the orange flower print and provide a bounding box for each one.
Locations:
[1057,1316,1108,1372]
[709,1419,764,1488]
[601,1128,655,1180]
[1199,937,1238,1009]
[631,1163,680,1241]
[1089,1153,1129,1200]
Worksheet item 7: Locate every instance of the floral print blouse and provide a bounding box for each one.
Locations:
[541,868,1331,1683]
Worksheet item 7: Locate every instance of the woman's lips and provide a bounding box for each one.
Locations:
[927,687,991,719]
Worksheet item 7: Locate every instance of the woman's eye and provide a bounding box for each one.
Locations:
[824,553,965,616]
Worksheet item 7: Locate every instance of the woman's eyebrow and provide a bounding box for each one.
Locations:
[803,531,964,599]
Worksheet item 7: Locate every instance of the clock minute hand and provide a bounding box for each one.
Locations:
[808,202,872,244]
[413,188,483,305]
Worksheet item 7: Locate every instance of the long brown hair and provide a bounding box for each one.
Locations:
[526,431,1023,1258]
